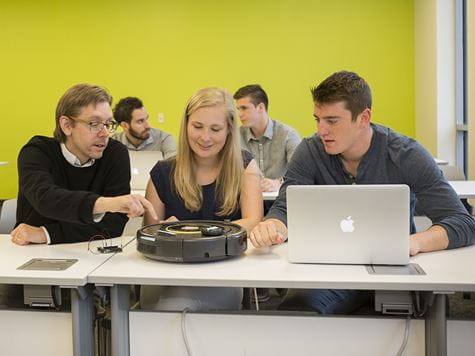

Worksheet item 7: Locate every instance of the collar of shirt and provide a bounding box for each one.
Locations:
[60,143,95,168]
[126,129,155,150]
[245,118,275,142]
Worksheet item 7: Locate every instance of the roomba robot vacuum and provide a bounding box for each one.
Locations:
[136,220,247,262]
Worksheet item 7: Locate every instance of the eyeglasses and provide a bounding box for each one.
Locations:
[68,117,118,134]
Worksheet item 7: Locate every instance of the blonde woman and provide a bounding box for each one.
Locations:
[142,87,263,311]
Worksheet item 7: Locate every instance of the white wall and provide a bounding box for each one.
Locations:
[415,0,457,164]
[468,0,475,179]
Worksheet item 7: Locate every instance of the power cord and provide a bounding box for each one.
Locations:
[181,308,193,356]
[395,316,411,356]
[412,291,433,317]
[87,229,122,254]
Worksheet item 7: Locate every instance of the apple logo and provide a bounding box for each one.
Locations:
[340,216,355,233]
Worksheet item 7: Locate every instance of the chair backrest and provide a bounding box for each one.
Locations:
[440,164,466,181]
[0,199,17,234]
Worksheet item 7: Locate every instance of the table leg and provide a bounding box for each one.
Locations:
[111,284,130,356]
[70,286,94,356]
[425,293,447,356]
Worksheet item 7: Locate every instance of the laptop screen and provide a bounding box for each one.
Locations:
[129,151,163,190]
[287,185,410,265]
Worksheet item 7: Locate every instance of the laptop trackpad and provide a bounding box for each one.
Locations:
[366,263,426,275]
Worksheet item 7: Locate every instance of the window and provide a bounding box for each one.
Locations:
[455,0,468,174]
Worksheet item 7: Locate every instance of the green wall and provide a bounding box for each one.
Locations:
[0,0,414,199]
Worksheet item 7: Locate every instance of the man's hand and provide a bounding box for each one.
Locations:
[261,178,282,192]
[11,223,47,245]
[409,225,448,256]
[409,238,421,256]
[249,219,287,248]
[94,194,158,220]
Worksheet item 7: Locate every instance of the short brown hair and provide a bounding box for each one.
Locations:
[233,84,269,111]
[113,97,144,124]
[53,83,113,142]
[311,71,372,120]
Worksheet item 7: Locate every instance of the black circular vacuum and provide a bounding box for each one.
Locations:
[136,220,247,262]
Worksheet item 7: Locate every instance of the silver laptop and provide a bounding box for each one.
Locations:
[129,151,163,190]
[287,185,410,265]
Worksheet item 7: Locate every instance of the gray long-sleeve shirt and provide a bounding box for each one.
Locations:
[112,128,176,158]
[240,118,301,179]
[267,123,475,249]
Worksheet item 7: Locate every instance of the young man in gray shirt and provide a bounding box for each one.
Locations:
[234,85,301,192]
[249,71,475,313]
[112,97,176,158]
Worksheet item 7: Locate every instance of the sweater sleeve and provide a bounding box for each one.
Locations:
[400,140,475,249]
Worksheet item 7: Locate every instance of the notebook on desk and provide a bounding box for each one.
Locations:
[287,184,410,265]
[129,151,163,190]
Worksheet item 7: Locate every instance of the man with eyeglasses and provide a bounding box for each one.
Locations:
[112,97,176,157]
[12,83,157,245]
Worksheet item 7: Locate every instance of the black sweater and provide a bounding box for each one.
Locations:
[17,136,130,244]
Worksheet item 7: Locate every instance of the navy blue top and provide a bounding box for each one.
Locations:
[150,150,253,221]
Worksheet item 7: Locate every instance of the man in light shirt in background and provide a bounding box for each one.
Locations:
[234,84,301,193]
[112,96,176,158]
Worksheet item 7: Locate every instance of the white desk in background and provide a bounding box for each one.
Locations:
[89,239,475,356]
[0,235,133,356]
[262,191,277,200]
[448,180,475,199]
[434,158,449,165]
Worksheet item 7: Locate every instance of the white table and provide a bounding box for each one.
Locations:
[0,235,134,356]
[448,180,475,199]
[262,191,278,200]
[89,240,475,356]
[434,158,449,165]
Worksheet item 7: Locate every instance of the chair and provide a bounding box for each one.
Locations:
[0,199,17,234]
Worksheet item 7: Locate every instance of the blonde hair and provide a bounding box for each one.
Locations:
[173,87,243,215]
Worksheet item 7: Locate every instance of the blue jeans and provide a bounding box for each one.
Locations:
[279,289,372,314]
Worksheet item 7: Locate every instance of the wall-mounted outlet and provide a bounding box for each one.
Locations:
[157,113,165,124]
